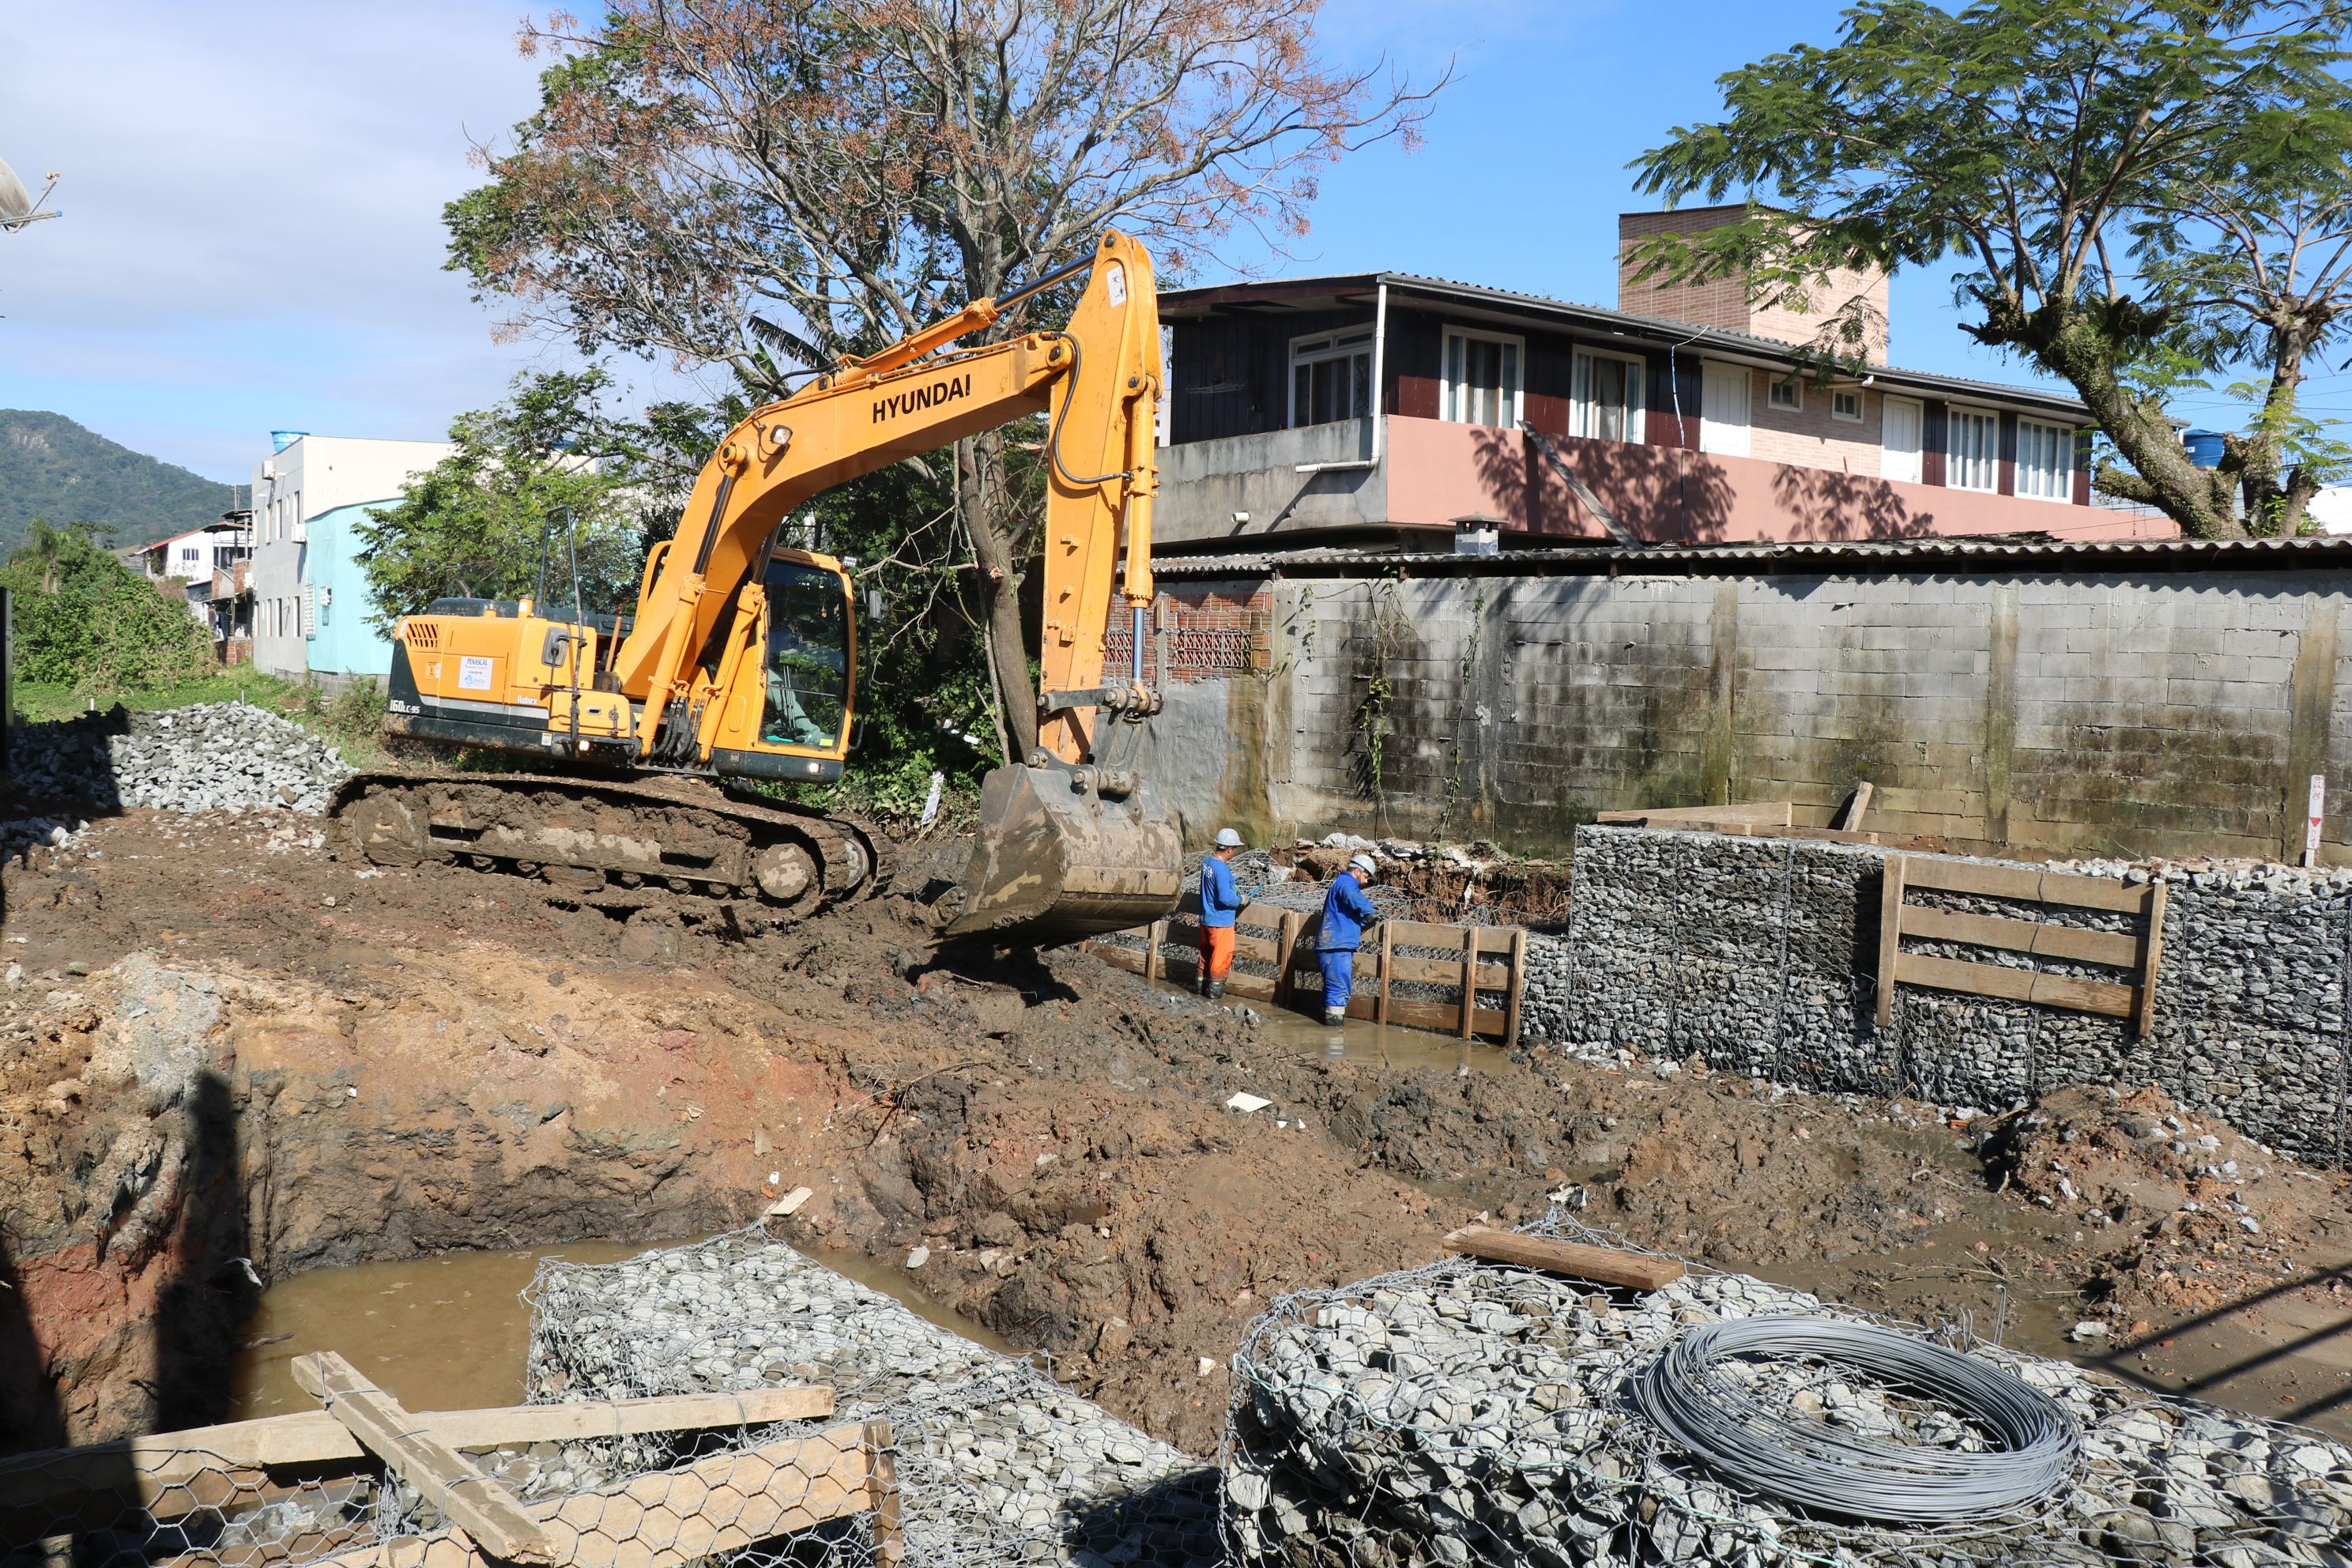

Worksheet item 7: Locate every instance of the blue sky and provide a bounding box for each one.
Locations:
[0,1,2324,484]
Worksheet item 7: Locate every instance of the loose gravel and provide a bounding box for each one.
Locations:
[8,702,352,814]
[526,1227,1222,1568]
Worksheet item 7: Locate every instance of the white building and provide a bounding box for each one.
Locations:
[248,433,455,680]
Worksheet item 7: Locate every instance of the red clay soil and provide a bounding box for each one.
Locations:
[4,809,2347,1461]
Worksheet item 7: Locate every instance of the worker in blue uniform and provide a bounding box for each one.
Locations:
[1197,827,1246,999]
[1317,852,1381,1025]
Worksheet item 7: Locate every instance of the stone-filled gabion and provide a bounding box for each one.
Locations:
[526,1226,1222,1568]
[7,701,352,812]
[1528,827,2352,1169]
[1225,1216,2352,1567]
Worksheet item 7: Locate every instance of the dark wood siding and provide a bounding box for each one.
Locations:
[1645,351,1702,448]
[1923,400,1947,488]
[1386,307,1444,420]
[2073,429,2094,506]
[1167,307,1364,443]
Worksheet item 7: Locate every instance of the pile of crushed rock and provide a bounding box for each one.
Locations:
[526,1227,1222,1568]
[6,702,352,813]
[1228,1244,2352,1567]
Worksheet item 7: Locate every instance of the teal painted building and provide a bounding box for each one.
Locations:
[302,499,398,684]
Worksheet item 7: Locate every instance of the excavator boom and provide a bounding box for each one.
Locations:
[362,230,1181,944]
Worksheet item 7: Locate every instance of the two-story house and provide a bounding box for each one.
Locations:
[1153,206,2173,552]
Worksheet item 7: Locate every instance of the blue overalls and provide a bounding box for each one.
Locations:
[1317,870,1380,1012]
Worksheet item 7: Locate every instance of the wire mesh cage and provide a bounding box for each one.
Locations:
[522,1222,1223,1568]
[1221,1211,2352,1567]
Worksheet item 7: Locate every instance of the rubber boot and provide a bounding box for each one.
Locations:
[1206,979,1226,1001]
[1194,972,1209,996]
[1323,1004,1345,1026]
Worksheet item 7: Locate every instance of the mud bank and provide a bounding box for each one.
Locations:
[6,810,2349,1465]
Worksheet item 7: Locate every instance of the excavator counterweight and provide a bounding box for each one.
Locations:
[342,231,1182,946]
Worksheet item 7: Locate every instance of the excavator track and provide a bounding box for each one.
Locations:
[329,770,891,924]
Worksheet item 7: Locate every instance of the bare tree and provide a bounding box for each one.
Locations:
[448,0,1438,752]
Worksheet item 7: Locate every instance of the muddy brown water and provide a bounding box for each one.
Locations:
[229,1242,1017,1419]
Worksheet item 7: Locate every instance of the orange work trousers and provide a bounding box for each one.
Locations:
[1199,925,1235,982]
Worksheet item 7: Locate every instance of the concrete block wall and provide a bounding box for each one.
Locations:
[1532,827,2352,1168]
[1133,564,2352,864]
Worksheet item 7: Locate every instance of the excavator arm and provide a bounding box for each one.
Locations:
[612,230,1179,940]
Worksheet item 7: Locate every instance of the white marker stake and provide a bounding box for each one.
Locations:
[2308,774,2327,869]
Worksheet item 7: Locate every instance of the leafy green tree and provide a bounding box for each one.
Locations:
[356,370,647,625]
[445,0,1437,756]
[2,520,211,690]
[1629,0,2352,539]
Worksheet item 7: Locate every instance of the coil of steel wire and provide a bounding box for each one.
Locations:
[1630,1316,2080,1524]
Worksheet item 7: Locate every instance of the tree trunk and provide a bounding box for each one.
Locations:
[2233,319,2322,537]
[2056,351,2240,537]
[959,433,1038,762]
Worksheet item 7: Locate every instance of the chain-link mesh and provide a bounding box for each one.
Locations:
[0,1412,899,1568]
[1223,1210,2352,1567]
[523,1223,1222,1568]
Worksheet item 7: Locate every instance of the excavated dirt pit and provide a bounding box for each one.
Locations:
[5,808,2350,1469]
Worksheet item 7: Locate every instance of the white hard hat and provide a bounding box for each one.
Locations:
[1214,827,1244,848]
[1348,852,1377,876]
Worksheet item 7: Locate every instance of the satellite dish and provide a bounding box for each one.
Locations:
[0,155,60,232]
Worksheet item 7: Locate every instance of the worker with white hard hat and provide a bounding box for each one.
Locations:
[1197,827,1246,1000]
[1314,851,1381,1025]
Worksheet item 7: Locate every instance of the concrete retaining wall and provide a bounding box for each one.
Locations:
[1133,563,2352,862]
[1523,827,2352,1168]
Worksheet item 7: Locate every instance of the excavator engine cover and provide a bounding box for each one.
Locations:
[946,761,1182,943]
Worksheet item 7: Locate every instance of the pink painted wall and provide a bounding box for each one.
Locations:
[1381,417,2176,545]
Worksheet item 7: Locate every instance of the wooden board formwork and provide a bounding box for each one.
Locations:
[1088,900,1528,1045]
[0,1386,837,1541]
[1873,854,2167,1034]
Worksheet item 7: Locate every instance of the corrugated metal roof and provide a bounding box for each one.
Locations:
[1151,533,2352,579]
[1158,270,2090,417]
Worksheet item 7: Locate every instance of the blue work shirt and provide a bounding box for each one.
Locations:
[1317,870,1380,951]
[1199,853,1243,928]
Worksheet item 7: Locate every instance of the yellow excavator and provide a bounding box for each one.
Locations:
[331,230,1182,943]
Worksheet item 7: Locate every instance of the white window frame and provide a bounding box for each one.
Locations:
[1570,346,1646,443]
[1288,326,1375,428]
[1766,375,1803,413]
[1947,405,2000,492]
[1830,387,1864,423]
[2016,416,2075,503]
[1442,326,1525,428]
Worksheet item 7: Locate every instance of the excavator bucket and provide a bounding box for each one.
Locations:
[944,762,1183,944]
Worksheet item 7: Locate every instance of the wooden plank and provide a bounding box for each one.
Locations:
[292,1352,553,1566]
[1898,906,2141,968]
[1893,952,2138,1019]
[1283,985,1508,1036]
[1895,855,2151,914]
[1144,918,1166,985]
[1093,944,1145,976]
[1459,926,1478,1040]
[304,1423,884,1568]
[1377,921,1393,1025]
[1503,928,1528,1051]
[1596,801,1792,828]
[2138,876,2169,1038]
[1274,910,1302,1005]
[864,1420,906,1564]
[1443,1227,1683,1291]
[1875,853,1906,1028]
[0,1389,835,1535]
[1378,952,1512,988]
[1838,781,1874,831]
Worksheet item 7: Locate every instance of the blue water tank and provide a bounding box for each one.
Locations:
[270,429,308,453]
[2184,429,2226,468]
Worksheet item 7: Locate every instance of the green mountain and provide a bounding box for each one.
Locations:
[0,409,249,557]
